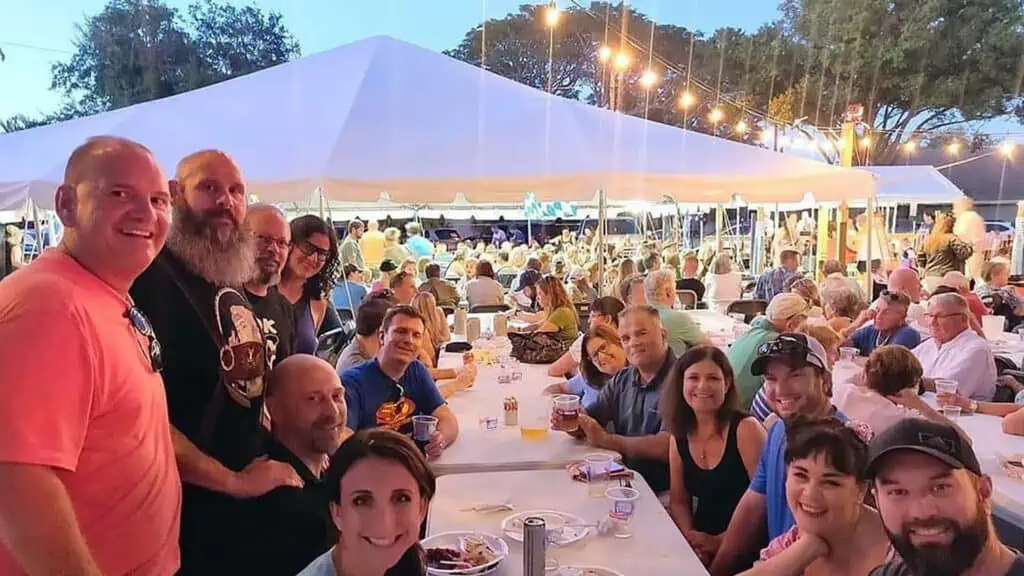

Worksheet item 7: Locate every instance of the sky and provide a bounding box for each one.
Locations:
[0,0,780,119]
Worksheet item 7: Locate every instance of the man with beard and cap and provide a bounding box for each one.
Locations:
[239,355,348,575]
[0,137,181,575]
[130,150,302,574]
[243,204,297,366]
[867,418,1024,576]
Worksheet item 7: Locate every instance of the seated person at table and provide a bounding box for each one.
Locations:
[509,268,541,312]
[665,347,766,567]
[710,334,847,576]
[753,247,802,303]
[337,297,392,371]
[618,274,647,306]
[389,270,417,306]
[242,356,347,575]
[913,293,997,401]
[342,306,458,460]
[741,418,890,576]
[547,296,626,378]
[465,260,505,309]
[418,263,460,310]
[834,346,958,437]
[298,429,434,576]
[545,324,628,411]
[788,276,825,318]
[866,418,1024,576]
[885,267,927,328]
[704,253,744,314]
[411,292,476,397]
[562,305,675,492]
[977,260,1024,329]
[821,287,864,334]
[935,378,1024,434]
[839,291,921,357]
[515,275,580,341]
[751,324,841,422]
[646,270,710,356]
[940,271,990,324]
[331,263,368,315]
[728,293,809,410]
[676,252,707,302]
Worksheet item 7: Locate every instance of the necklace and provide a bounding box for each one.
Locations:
[875,328,893,349]
[691,430,724,466]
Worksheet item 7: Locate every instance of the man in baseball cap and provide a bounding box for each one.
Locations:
[867,419,1024,576]
[728,292,810,409]
[711,332,843,575]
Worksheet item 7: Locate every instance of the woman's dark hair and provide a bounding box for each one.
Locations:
[589,296,626,328]
[662,346,741,437]
[579,324,623,388]
[784,417,869,481]
[864,345,923,397]
[325,429,436,576]
[289,214,339,301]
[342,263,361,279]
[475,260,496,279]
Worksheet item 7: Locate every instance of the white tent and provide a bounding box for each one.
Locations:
[0,35,875,210]
[858,165,963,205]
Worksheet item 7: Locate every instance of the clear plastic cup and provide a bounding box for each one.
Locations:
[498,362,512,385]
[935,379,959,404]
[839,347,858,363]
[605,487,640,538]
[585,453,615,497]
[942,405,963,419]
[411,415,437,453]
[552,395,581,432]
[520,397,551,441]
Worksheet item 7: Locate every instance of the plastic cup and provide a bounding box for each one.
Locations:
[520,398,551,441]
[552,395,581,432]
[839,347,858,363]
[411,415,437,448]
[585,453,615,497]
[983,315,1006,341]
[942,405,963,420]
[605,487,640,538]
[935,379,959,404]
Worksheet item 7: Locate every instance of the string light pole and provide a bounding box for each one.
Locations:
[545,2,560,93]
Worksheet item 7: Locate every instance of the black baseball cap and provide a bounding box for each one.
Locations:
[866,418,981,477]
[379,259,398,273]
[518,269,542,290]
[750,333,829,377]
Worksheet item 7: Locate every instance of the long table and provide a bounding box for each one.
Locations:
[427,469,708,575]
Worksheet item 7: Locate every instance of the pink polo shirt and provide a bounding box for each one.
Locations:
[0,250,181,575]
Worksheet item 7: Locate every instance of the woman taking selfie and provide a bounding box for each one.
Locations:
[741,418,889,576]
[276,215,341,354]
[298,429,435,576]
[664,347,766,567]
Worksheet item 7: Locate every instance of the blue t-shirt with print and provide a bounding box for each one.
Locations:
[342,358,445,433]
[851,324,921,356]
[565,373,600,411]
[751,408,848,539]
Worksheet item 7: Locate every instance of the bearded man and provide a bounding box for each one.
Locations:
[131,150,301,575]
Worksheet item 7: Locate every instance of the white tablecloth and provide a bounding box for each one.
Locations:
[427,469,707,575]
[431,346,613,475]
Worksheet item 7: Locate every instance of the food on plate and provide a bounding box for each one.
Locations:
[425,538,498,570]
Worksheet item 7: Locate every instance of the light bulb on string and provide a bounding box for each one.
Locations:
[735,120,748,134]
[758,131,770,145]
[1000,140,1015,158]
[709,107,724,124]
[947,141,961,156]
[614,52,630,70]
[640,70,658,89]
[598,46,612,62]
[860,136,872,149]
[904,140,917,153]
[679,91,697,109]
[545,4,560,27]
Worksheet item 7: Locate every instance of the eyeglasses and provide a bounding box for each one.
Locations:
[296,241,329,261]
[757,335,826,371]
[255,234,289,251]
[922,312,965,322]
[127,306,163,372]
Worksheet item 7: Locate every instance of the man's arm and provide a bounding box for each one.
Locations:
[0,463,102,576]
[708,490,769,576]
[432,404,460,447]
[171,426,301,498]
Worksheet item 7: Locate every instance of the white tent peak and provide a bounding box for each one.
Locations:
[0,34,874,210]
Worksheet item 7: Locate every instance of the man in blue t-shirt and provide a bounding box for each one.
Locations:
[709,332,847,576]
[341,305,458,459]
[845,290,921,357]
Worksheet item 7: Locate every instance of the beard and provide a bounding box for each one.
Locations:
[166,200,257,287]
[886,506,989,576]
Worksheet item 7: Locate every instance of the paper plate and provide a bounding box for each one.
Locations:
[500,509,590,547]
[422,531,508,575]
[553,567,625,576]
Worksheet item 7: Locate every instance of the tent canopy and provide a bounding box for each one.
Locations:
[0,35,875,210]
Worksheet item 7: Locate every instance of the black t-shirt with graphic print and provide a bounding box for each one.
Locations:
[131,248,272,574]
[247,286,297,367]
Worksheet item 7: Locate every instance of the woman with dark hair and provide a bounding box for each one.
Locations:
[741,418,889,576]
[547,296,626,377]
[277,215,341,354]
[464,260,504,309]
[298,429,435,576]
[544,324,628,410]
[665,346,766,567]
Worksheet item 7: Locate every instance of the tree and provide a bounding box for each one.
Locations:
[1,0,299,132]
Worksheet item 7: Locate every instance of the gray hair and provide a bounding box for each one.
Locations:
[713,253,733,275]
[644,269,676,301]
[405,221,422,236]
[618,304,664,327]
[931,292,968,313]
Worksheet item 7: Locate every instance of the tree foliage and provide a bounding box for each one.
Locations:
[2,0,299,132]
[445,0,1024,165]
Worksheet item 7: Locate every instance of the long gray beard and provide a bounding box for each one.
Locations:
[166,203,258,287]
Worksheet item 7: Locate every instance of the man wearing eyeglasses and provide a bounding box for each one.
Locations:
[130,150,302,575]
[913,293,997,402]
[243,204,297,366]
[711,333,845,575]
[0,137,181,575]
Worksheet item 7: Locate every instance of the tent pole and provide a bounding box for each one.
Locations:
[597,189,606,295]
[865,197,874,297]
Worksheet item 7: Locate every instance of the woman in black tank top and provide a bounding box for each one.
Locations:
[662,347,767,567]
